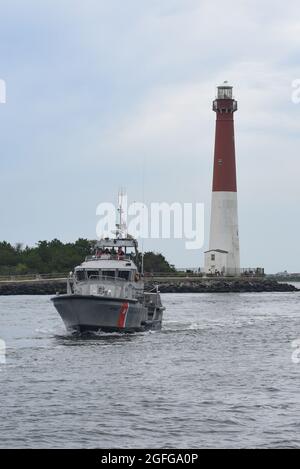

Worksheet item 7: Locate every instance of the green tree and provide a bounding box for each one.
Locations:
[0,239,175,275]
[142,252,175,273]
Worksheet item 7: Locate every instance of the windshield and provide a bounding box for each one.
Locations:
[118,270,132,281]
[87,270,99,279]
[76,270,85,281]
[101,270,116,278]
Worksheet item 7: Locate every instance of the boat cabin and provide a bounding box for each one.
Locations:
[74,259,139,283]
[68,238,142,299]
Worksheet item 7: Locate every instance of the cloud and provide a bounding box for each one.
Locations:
[0,0,300,271]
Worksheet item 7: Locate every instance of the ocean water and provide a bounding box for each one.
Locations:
[0,288,300,449]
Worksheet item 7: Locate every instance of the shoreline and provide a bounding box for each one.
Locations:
[0,277,298,295]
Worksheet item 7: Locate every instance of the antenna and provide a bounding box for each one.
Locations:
[116,189,128,239]
[141,250,144,276]
[141,155,146,276]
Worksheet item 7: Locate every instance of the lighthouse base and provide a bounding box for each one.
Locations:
[205,191,240,276]
[204,249,241,277]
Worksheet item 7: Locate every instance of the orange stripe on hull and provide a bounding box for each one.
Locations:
[117,302,129,328]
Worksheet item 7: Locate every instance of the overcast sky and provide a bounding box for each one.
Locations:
[0,0,300,273]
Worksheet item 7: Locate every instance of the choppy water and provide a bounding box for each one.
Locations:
[1,288,300,449]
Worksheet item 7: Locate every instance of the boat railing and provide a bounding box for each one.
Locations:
[84,275,127,283]
[0,272,70,282]
[144,290,163,307]
[73,274,142,285]
[85,254,134,262]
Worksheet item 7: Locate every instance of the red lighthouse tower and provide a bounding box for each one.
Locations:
[205,82,240,276]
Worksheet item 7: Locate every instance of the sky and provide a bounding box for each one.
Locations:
[0,0,300,273]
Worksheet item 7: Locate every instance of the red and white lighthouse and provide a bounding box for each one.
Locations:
[205,82,240,276]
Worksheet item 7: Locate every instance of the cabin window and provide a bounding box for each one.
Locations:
[76,270,85,281]
[101,270,115,278]
[118,270,131,281]
[211,254,215,261]
[87,270,99,279]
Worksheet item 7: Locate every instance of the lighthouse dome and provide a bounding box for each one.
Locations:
[217,82,233,99]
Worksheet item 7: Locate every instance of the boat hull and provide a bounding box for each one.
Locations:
[51,295,162,333]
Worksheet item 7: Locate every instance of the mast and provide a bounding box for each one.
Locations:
[116,190,128,239]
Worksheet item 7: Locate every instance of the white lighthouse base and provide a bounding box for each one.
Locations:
[205,249,228,276]
[205,191,240,276]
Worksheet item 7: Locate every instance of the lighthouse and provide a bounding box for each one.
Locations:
[205,82,240,276]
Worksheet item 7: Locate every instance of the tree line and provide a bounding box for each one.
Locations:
[0,239,175,276]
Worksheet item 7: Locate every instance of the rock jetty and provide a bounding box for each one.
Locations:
[146,278,298,293]
[0,280,66,296]
[0,277,298,295]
